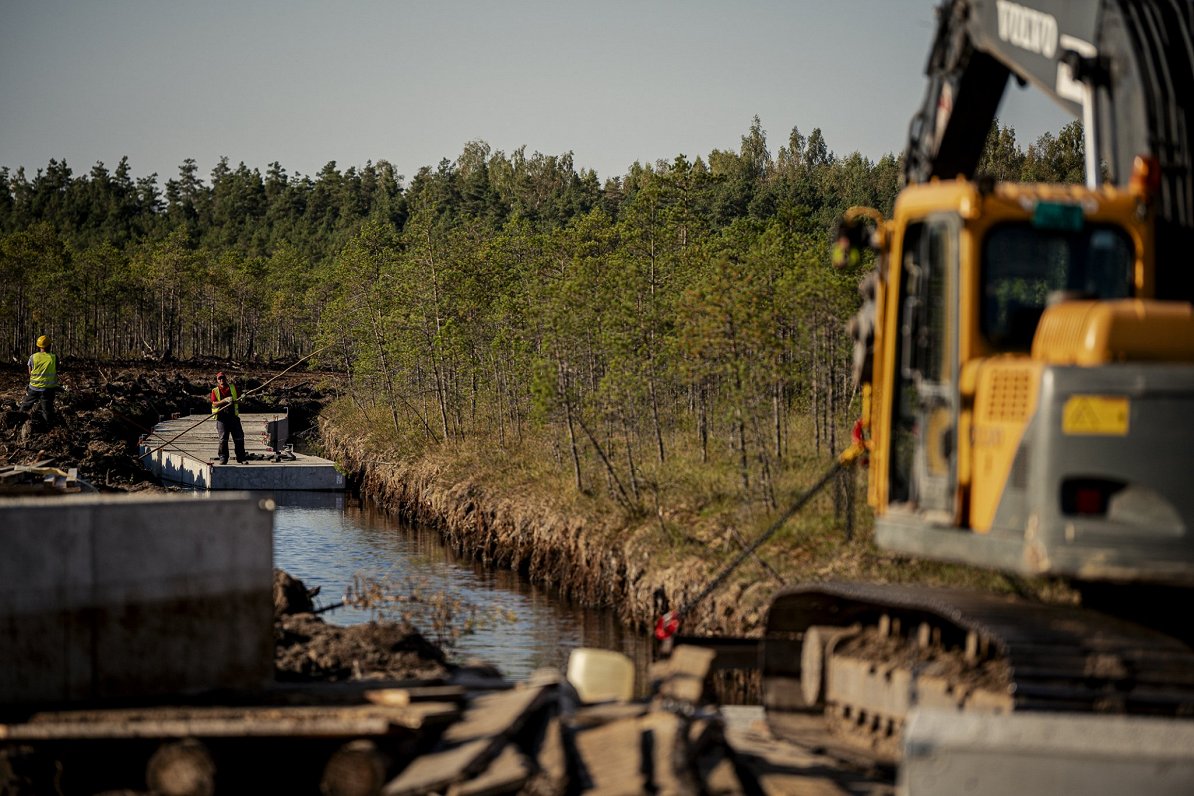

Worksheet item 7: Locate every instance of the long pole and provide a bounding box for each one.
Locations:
[239,343,332,399]
[140,344,333,458]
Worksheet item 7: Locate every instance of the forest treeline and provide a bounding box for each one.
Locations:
[1,118,1081,506]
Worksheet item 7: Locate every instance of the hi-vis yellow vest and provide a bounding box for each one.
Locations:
[211,384,239,415]
[29,352,58,389]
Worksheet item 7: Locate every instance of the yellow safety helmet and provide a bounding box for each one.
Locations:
[36,335,48,349]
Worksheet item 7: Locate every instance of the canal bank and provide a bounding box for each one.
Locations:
[317,414,781,641]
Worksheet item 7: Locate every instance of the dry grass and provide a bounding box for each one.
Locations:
[318,399,1076,636]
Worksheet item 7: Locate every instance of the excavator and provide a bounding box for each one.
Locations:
[760,0,1194,761]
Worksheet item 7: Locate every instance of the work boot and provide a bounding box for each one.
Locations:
[219,457,228,465]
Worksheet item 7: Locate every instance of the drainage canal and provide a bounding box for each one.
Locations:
[269,491,655,687]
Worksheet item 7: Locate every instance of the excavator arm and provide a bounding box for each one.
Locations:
[904,0,1194,301]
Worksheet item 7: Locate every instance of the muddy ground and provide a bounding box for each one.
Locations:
[273,570,454,682]
[0,360,328,490]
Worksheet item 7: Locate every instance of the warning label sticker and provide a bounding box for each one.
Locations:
[1062,395,1130,436]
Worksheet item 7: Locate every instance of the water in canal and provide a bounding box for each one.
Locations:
[270,491,656,688]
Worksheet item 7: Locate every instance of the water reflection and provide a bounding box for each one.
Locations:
[269,491,655,688]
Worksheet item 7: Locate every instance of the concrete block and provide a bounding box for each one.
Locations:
[140,414,345,491]
[901,708,1194,796]
[0,493,275,706]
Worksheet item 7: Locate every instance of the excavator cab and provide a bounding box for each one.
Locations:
[858,178,1194,587]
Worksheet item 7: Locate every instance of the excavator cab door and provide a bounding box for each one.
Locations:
[891,216,960,524]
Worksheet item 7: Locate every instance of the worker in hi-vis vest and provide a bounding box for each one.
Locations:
[210,370,248,465]
[20,335,59,427]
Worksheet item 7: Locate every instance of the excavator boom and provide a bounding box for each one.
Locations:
[906,0,1194,304]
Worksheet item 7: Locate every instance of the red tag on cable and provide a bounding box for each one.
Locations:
[654,611,680,640]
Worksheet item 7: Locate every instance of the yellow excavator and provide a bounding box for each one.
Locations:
[761,0,1194,761]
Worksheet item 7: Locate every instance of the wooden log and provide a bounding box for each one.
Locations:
[321,739,391,796]
[145,738,216,796]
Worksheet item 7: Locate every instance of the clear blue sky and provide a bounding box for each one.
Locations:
[0,0,1070,186]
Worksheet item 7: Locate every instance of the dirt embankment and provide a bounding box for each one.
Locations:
[0,361,327,490]
[273,570,454,682]
[319,416,769,639]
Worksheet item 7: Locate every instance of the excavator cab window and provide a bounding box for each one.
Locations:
[980,220,1134,351]
[891,217,958,517]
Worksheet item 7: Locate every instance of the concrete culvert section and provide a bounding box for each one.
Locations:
[0,492,275,705]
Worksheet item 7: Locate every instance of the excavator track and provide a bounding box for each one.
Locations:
[761,582,1194,763]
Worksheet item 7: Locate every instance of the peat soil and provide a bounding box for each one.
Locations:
[273,569,455,682]
[0,360,328,491]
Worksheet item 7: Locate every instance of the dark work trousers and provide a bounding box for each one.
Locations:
[216,414,248,463]
[19,387,56,427]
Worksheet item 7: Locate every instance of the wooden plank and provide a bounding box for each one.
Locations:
[701,756,746,796]
[382,738,494,796]
[531,716,568,795]
[3,715,395,740]
[4,702,461,741]
[263,678,450,705]
[571,709,700,794]
[440,686,549,744]
[651,644,716,703]
[23,703,458,726]
[569,702,648,730]
[365,686,468,707]
[524,667,563,688]
[671,636,761,670]
[685,710,747,794]
[571,715,645,793]
[640,711,698,795]
[381,684,552,796]
[448,743,530,796]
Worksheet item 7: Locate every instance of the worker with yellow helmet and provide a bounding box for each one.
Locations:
[19,335,59,427]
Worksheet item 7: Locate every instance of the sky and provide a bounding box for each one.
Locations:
[0,0,1072,187]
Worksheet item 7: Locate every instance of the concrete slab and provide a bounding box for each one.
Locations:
[0,493,275,706]
[139,413,345,491]
[900,709,1194,796]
